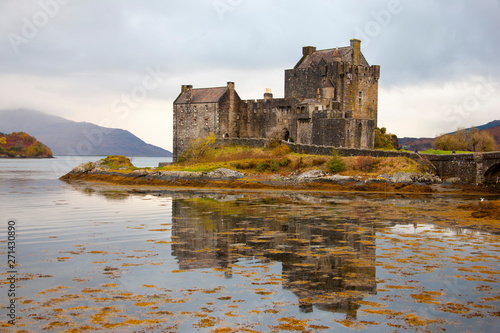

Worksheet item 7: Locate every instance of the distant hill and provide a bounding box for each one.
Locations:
[477,120,500,131]
[0,109,172,157]
[399,120,500,151]
[398,137,435,151]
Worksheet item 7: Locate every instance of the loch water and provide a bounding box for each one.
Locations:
[0,157,499,332]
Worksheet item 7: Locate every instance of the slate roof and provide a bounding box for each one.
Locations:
[295,46,369,69]
[299,98,322,105]
[174,87,228,104]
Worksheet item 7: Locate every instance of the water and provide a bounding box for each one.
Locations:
[0,157,499,332]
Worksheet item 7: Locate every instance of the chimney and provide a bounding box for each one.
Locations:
[302,46,316,57]
[264,88,273,100]
[350,39,361,66]
[182,85,193,102]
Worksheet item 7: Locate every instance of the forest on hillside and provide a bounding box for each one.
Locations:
[0,132,53,158]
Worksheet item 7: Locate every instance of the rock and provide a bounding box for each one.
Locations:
[296,169,325,181]
[414,173,442,184]
[206,168,245,179]
[94,159,107,168]
[69,161,95,174]
[443,177,462,184]
[391,172,417,183]
[379,172,442,184]
[155,171,205,180]
[379,172,416,184]
[364,178,387,184]
[322,175,357,184]
[129,169,149,177]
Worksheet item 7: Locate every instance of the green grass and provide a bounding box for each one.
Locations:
[420,149,472,155]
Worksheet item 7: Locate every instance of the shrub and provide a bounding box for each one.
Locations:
[178,133,216,163]
[272,143,291,156]
[256,161,270,172]
[293,157,306,170]
[434,127,497,152]
[279,158,291,167]
[355,156,375,172]
[326,150,345,173]
[265,127,286,149]
[231,160,256,170]
[374,127,398,150]
[311,157,327,166]
[269,160,279,172]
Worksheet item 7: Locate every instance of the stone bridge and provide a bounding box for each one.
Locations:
[423,152,500,185]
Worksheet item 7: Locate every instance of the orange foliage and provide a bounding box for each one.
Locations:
[0,131,52,157]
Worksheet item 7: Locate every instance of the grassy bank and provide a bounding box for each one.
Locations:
[160,144,429,179]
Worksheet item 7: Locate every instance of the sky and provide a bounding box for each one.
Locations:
[0,0,499,151]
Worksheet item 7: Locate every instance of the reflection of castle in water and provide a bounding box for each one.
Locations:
[171,197,377,318]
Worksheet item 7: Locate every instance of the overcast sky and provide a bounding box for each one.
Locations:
[1,0,499,151]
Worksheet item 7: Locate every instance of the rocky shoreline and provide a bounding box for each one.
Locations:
[60,159,497,195]
[0,155,53,158]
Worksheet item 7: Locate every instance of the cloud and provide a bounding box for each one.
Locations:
[379,75,500,138]
[0,0,499,150]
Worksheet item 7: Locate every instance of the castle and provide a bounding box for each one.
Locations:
[173,39,380,161]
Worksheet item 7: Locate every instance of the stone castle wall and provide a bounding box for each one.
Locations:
[216,138,418,159]
[173,101,220,159]
[174,40,380,161]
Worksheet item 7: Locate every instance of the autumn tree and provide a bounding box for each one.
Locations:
[374,127,398,150]
[434,128,497,152]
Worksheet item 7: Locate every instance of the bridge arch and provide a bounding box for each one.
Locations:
[484,163,500,184]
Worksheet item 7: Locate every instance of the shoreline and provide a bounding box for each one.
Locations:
[0,155,53,159]
[59,165,499,196]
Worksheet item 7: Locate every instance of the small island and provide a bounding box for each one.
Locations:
[59,140,496,195]
[0,131,53,158]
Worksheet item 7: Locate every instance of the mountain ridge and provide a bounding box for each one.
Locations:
[0,109,172,157]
